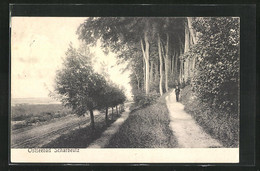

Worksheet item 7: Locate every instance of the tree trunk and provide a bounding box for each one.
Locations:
[164,33,169,92]
[142,57,146,91]
[155,62,159,83]
[89,109,95,130]
[184,21,190,53]
[105,107,109,125]
[179,59,182,85]
[171,52,175,74]
[178,36,184,85]
[134,71,140,90]
[150,61,154,83]
[112,107,114,120]
[184,21,190,83]
[140,33,150,94]
[158,34,163,96]
[187,17,197,75]
[175,52,178,76]
[187,17,197,44]
[144,32,150,94]
[116,105,119,116]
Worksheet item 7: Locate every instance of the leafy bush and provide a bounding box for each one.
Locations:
[133,91,160,107]
[185,17,239,114]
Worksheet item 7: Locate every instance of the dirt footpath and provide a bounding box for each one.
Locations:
[166,90,222,148]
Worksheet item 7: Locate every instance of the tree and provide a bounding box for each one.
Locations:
[158,33,164,96]
[77,17,156,95]
[110,86,126,116]
[54,45,107,129]
[77,17,189,100]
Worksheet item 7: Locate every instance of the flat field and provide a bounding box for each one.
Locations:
[11,104,72,130]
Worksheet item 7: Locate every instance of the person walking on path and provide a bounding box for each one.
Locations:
[175,85,181,102]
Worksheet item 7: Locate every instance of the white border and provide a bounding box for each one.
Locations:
[11,148,239,163]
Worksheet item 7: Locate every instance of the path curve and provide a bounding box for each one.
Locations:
[166,90,222,148]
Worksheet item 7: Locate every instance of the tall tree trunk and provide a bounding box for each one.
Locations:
[187,17,197,44]
[112,107,114,120]
[158,34,163,96]
[187,17,197,76]
[154,62,158,81]
[142,57,146,91]
[170,54,173,74]
[141,36,150,94]
[179,59,182,85]
[134,71,140,90]
[184,21,190,53]
[184,21,190,83]
[164,33,169,92]
[144,32,150,94]
[150,61,154,83]
[178,36,184,85]
[171,52,175,74]
[105,107,108,125]
[89,109,95,130]
[116,105,119,116]
[154,62,159,90]
[175,52,178,76]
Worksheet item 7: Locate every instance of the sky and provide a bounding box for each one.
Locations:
[11,17,132,100]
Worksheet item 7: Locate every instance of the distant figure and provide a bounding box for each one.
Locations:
[175,85,181,102]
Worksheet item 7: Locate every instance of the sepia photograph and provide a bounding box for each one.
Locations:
[10,16,240,163]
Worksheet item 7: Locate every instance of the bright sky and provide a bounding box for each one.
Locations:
[11,17,132,99]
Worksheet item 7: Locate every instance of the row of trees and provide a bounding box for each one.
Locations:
[77,17,197,98]
[77,17,239,114]
[54,45,126,129]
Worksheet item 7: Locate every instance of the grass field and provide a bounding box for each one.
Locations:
[180,85,239,147]
[11,104,72,130]
[106,92,178,148]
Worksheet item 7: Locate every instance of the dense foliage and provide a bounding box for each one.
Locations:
[183,17,240,114]
[75,17,240,147]
[77,16,239,116]
[77,17,185,97]
[133,90,160,107]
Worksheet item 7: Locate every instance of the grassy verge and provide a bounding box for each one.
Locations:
[106,92,178,148]
[180,85,239,147]
[42,113,120,148]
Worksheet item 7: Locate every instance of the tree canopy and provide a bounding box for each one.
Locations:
[77,17,239,114]
[54,44,126,129]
